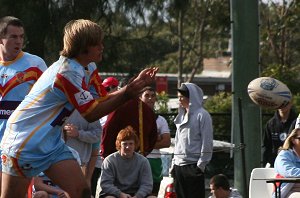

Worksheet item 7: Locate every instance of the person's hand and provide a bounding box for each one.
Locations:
[119,192,133,198]
[56,190,69,198]
[135,67,158,84]
[124,67,159,98]
[63,124,79,138]
[197,164,205,173]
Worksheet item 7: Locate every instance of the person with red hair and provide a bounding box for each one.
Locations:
[90,76,120,197]
[99,126,156,198]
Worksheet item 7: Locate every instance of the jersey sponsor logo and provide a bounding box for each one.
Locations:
[0,109,14,116]
[0,101,21,119]
[74,90,93,105]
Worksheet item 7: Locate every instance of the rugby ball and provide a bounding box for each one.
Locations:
[247,77,292,109]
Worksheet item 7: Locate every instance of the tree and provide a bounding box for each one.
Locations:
[260,0,300,67]
[164,0,230,86]
[0,0,50,59]
[260,0,300,94]
[0,0,231,79]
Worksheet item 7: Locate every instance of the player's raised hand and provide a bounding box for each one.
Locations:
[124,67,159,98]
[136,67,159,82]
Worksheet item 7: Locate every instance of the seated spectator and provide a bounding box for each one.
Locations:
[32,172,69,198]
[274,128,300,198]
[91,76,119,197]
[209,174,242,198]
[31,146,81,198]
[99,126,156,198]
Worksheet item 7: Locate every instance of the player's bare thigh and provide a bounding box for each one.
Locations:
[1,172,31,197]
[44,159,91,198]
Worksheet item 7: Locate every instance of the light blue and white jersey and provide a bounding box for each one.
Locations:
[1,56,107,161]
[0,51,47,141]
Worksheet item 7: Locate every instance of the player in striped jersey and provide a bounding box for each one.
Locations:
[0,16,47,195]
[0,19,157,198]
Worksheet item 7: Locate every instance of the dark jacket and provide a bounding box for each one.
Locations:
[262,108,298,167]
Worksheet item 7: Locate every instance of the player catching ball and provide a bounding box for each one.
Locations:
[0,19,158,198]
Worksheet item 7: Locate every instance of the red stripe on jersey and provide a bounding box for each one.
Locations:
[89,69,107,97]
[54,73,96,114]
[0,67,44,97]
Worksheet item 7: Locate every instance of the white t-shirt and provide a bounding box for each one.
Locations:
[147,115,170,159]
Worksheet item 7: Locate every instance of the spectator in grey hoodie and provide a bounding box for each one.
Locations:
[172,83,213,198]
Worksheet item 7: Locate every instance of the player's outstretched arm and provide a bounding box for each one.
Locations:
[84,67,158,122]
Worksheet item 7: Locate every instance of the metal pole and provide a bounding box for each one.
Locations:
[238,97,247,194]
[231,0,261,197]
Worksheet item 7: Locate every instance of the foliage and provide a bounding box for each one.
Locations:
[202,92,274,141]
[154,91,178,137]
[100,34,176,76]
[292,93,300,113]
[2,2,299,106]
[0,0,231,80]
[204,92,232,113]
[204,92,232,141]
[155,91,169,114]
[164,0,230,84]
[2,0,300,90]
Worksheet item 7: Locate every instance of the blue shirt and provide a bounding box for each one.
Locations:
[274,149,300,198]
